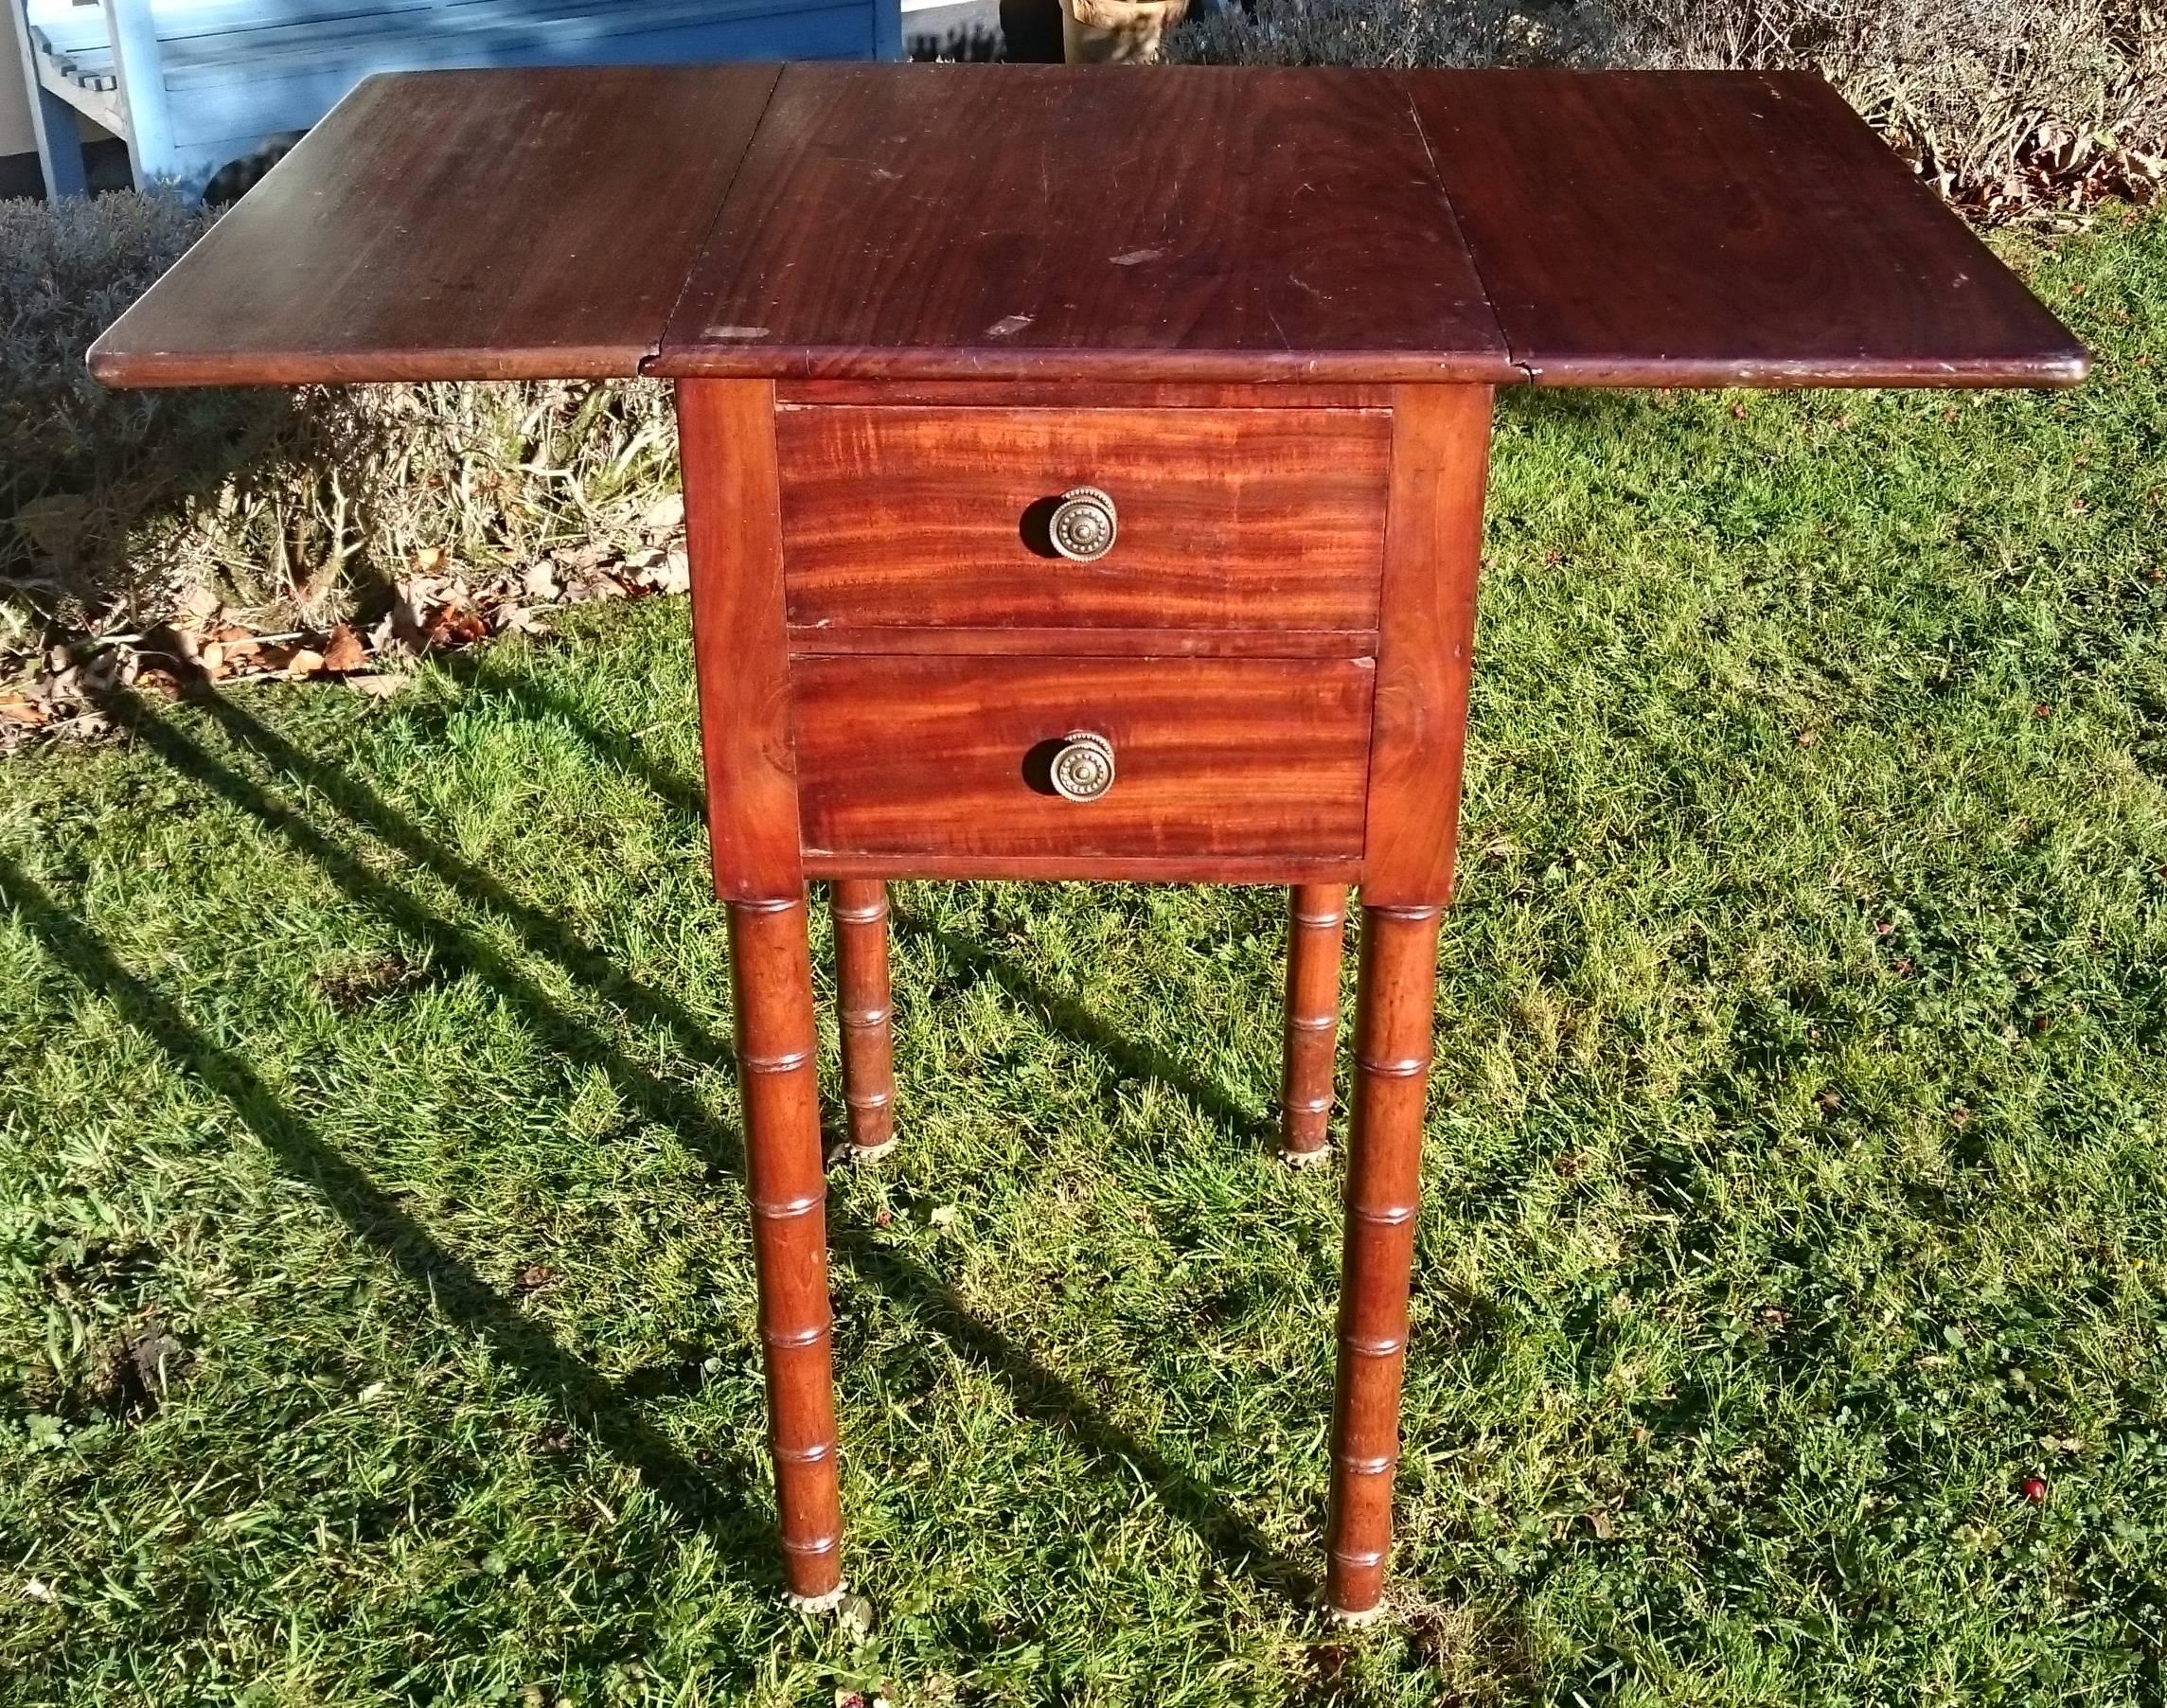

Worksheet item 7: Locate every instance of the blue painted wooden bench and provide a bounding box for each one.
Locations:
[11,0,902,198]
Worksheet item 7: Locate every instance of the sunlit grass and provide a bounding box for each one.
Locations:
[1,211,2161,1706]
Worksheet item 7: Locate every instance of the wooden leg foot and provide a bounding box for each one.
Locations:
[1280,883,1348,1165]
[729,894,845,1606]
[1323,901,1442,1620]
[832,880,897,1160]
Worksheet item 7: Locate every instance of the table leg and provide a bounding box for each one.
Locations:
[1280,883,1348,1165]
[728,894,846,1610]
[1324,900,1442,1621]
[832,880,897,1159]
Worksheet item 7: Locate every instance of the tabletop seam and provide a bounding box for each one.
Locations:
[1396,74,1530,384]
[644,61,790,379]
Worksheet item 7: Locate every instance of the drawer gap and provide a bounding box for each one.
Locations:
[787,625,1379,660]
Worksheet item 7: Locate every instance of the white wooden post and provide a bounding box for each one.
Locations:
[98,0,173,187]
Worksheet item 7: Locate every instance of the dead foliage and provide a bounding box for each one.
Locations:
[1174,0,2165,221]
[2,189,687,743]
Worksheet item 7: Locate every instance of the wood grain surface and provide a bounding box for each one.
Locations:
[804,851,1364,883]
[726,895,844,1606]
[1360,385,1493,906]
[830,881,897,1157]
[776,381,1394,409]
[90,66,781,386]
[1281,884,1349,1162]
[1406,69,2090,387]
[776,407,1390,632]
[790,655,1375,863]
[1325,901,1444,1616]
[655,62,1514,383]
[91,63,2086,393]
[784,627,1379,659]
[679,380,802,902]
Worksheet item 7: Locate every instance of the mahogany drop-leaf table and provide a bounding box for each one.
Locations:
[93,62,2087,1622]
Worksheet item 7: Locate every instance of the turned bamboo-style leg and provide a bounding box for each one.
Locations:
[1280,883,1349,1165]
[728,895,845,1610]
[1324,901,1444,1622]
[831,881,897,1159]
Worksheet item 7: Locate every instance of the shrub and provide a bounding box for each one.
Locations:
[0,191,678,677]
[1613,0,2166,205]
[1170,0,1627,68]
[2,191,232,649]
[1171,0,2167,211]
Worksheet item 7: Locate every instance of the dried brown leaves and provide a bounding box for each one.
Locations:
[2,513,689,751]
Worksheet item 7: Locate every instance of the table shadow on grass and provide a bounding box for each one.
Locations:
[443,665,1280,1154]
[0,848,765,1557]
[75,685,1319,1610]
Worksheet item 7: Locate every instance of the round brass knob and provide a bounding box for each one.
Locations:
[1049,730,1116,802]
[1049,487,1117,561]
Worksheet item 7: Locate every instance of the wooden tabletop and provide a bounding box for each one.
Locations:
[90,62,2087,391]
[90,66,780,386]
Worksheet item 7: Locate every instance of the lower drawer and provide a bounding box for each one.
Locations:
[790,655,1374,863]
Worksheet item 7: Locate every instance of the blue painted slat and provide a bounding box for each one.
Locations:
[39,0,708,63]
[162,8,872,140]
[149,0,441,47]
[13,0,90,191]
[18,0,897,195]
[155,0,444,41]
[163,0,662,65]
[155,0,810,78]
[27,15,115,54]
[29,0,432,51]
[35,0,890,72]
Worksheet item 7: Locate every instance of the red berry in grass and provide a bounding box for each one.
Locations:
[2020,1475,2049,1503]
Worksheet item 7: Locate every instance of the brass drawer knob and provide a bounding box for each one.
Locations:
[1049,486,1117,561]
[1049,730,1116,802]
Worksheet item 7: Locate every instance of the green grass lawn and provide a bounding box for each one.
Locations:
[4,209,2164,1708]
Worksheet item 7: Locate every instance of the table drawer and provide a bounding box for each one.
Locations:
[775,407,1390,635]
[790,655,1374,861]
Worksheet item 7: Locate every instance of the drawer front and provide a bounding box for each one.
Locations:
[775,407,1390,633]
[791,656,1375,861]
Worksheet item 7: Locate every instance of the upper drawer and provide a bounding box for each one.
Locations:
[774,406,1390,634]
